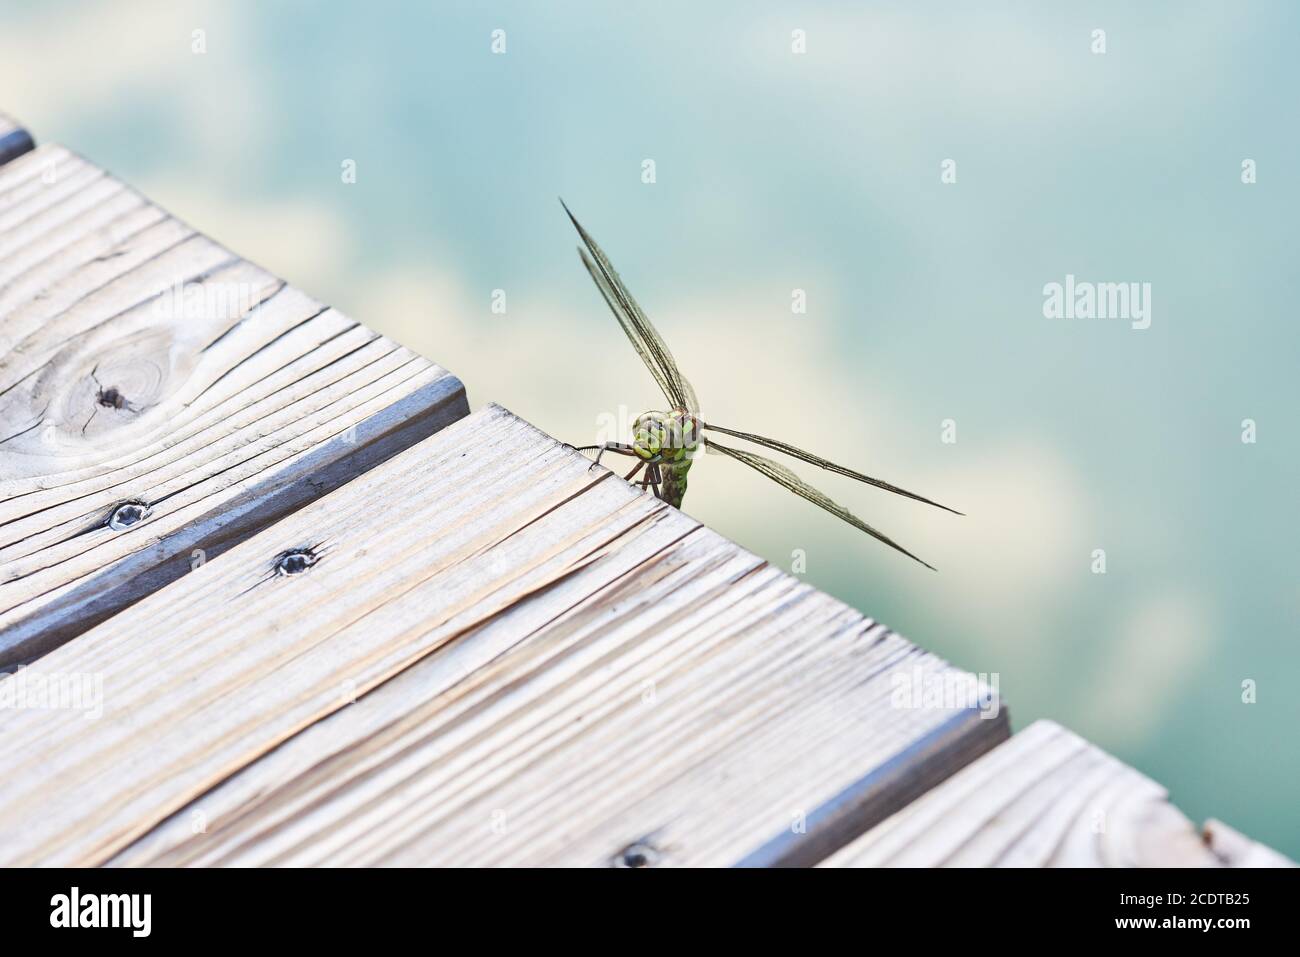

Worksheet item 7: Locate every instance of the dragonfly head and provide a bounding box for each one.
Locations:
[633,410,701,462]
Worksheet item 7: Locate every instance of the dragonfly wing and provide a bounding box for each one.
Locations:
[562,200,698,412]
[703,423,962,516]
[576,249,678,409]
[705,438,936,570]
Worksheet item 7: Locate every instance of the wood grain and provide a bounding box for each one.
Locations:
[0,404,1007,866]
[820,720,1294,867]
[1201,818,1295,868]
[0,143,468,666]
[0,112,33,167]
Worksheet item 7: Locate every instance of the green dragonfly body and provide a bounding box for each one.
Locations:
[629,410,700,508]
[563,201,960,569]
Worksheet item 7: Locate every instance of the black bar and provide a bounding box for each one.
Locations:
[1,866,1294,943]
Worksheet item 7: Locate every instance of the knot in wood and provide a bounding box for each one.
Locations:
[107,500,152,531]
[97,385,128,409]
[275,547,319,577]
[613,841,660,868]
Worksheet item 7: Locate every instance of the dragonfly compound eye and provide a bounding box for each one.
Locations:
[633,428,660,458]
[665,416,699,456]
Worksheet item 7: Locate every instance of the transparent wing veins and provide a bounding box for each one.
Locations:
[562,199,698,412]
[703,423,963,516]
[705,438,936,570]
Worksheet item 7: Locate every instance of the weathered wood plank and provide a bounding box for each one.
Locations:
[820,720,1294,867]
[0,112,34,167]
[1201,818,1295,868]
[0,143,468,666]
[0,404,1006,866]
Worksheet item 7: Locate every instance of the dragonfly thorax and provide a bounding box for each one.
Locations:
[632,410,701,462]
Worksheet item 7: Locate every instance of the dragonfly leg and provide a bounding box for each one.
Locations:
[624,461,646,482]
[580,442,638,472]
[566,443,602,463]
[646,463,662,500]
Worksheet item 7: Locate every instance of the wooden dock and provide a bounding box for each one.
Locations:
[0,114,1289,868]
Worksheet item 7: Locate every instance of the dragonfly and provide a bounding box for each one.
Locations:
[562,201,961,570]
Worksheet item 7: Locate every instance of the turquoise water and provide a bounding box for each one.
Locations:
[3,0,1296,857]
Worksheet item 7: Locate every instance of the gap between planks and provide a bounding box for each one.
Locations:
[0,112,34,167]
[820,720,1295,867]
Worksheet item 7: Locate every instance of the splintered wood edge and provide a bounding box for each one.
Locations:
[820,720,1296,867]
[0,112,34,167]
[2,405,663,865]
[0,404,1007,867]
[0,140,470,666]
[104,406,1007,869]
